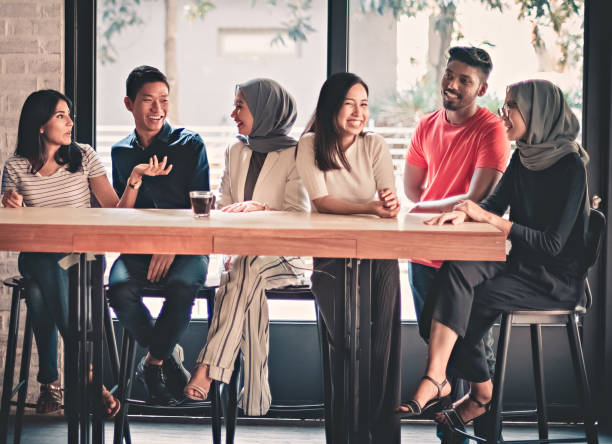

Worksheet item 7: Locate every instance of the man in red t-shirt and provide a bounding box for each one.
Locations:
[403,46,509,441]
[404,46,509,327]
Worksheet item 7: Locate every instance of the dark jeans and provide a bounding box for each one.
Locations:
[312,258,401,444]
[18,252,69,384]
[107,254,208,360]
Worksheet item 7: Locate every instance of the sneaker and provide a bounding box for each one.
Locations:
[36,383,63,414]
[136,358,179,406]
[163,345,191,398]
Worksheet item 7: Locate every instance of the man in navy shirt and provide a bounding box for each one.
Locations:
[107,65,210,405]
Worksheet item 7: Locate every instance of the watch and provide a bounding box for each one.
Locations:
[129,179,142,190]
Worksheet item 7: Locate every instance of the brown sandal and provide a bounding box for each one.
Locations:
[183,364,211,401]
[102,385,121,418]
[36,383,63,414]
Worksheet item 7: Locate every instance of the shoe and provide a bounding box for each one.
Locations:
[136,357,179,406]
[183,364,210,401]
[163,345,191,398]
[441,392,491,429]
[101,386,121,418]
[36,383,63,414]
[396,375,451,418]
[87,363,121,418]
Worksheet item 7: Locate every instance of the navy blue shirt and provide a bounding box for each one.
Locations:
[111,122,210,209]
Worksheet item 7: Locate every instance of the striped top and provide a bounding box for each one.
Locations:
[1,143,106,208]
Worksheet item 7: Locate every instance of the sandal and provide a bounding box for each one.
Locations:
[88,363,121,418]
[183,364,210,401]
[396,375,451,418]
[102,385,121,418]
[36,383,63,414]
[441,392,491,429]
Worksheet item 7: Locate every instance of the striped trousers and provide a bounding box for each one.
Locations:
[196,255,307,416]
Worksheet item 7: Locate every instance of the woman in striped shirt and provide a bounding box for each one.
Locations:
[1,89,170,415]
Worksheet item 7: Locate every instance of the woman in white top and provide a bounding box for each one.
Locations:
[295,72,402,443]
[1,89,170,415]
[184,78,309,416]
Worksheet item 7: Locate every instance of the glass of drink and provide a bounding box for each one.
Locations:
[189,191,216,217]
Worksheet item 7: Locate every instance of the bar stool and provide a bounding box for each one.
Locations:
[0,276,122,444]
[450,209,605,444]
[0,277,33,444]
[215,286,332,443]
[110,285,226,444]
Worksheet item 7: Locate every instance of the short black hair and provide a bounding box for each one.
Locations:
[448,46,493,79]
[125,65,169,101]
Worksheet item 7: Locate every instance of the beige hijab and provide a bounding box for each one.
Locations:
[509,79,589,171]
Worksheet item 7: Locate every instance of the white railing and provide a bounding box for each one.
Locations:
[96,125,414,196]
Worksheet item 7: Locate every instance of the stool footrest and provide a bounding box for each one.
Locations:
[501,409,539,418]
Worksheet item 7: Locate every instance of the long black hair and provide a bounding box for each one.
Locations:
[303,72,369,172]
[16,89,82,174]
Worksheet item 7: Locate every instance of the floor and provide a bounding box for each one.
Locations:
[6,416,612,443]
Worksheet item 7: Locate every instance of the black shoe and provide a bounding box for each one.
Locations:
[136,358,179,406]
[163,345,191,399]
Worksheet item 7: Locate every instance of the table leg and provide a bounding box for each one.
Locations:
[348,259,359,443]
[331,260,348,443]
[79,255,90,444]
[344,259,373,444]
[66,262,80,443]
[91,256,105,444]
[357,259,371,444]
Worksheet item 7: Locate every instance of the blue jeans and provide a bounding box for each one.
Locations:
[107,254,208,360]
[18,252,69,384]
[409,261,496,443]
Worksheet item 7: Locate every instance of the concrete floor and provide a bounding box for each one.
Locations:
[6,416,612,443]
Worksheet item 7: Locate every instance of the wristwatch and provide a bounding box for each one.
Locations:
[129,179,142,190]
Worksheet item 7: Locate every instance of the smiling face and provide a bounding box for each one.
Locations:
[124,81,169,138]
[501,90,527,141]
[335,83,369,144]
[231,90,254,136]
[441,60,487,112]
[40,99,73,149]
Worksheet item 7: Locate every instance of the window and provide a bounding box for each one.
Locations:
[97,0,328,320]
[348,0,584,320]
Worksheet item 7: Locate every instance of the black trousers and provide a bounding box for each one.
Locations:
[312,258,401,444]
[423,260,582,383]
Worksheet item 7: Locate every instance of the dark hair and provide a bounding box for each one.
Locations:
[448,46,493,79]
[303,72,369,172]
[126,65,170,101]
[15,89,82,174]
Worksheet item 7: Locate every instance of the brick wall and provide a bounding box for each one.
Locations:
[0,0,64,408]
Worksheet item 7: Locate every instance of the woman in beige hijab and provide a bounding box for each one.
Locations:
[397,79,590,429]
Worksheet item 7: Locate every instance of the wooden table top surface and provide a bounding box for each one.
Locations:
[0,207,505,260]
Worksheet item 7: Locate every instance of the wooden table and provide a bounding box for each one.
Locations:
[0,207,505,444]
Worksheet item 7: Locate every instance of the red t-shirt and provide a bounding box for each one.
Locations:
[406,107,510,268]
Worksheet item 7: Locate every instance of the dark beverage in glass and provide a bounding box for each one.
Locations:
[189,191,216,217]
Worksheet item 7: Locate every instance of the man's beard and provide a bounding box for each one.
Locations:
[442,89,462,110]
[443,99,460,110]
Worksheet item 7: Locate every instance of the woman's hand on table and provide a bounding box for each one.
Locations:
[147,254,176,283]
[1,189,23,208]
[425,210,467,226]
[453,200,490,223]
[378,188,400,211]
[221,201,268,213]
[368,199,400,218]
